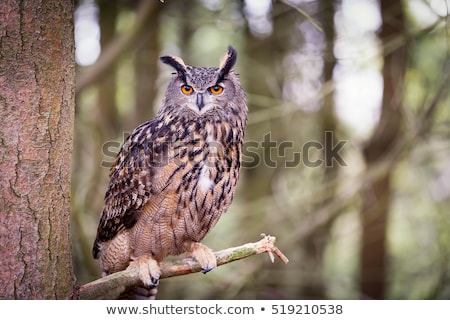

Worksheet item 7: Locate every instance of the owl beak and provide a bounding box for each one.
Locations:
[197,93,204,110]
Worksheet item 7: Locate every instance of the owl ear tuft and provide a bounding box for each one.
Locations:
[160,55,188,83]
[218,46,237,82]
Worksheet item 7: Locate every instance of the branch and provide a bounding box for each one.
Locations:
[278,0,323,32]
[72,234,289,300]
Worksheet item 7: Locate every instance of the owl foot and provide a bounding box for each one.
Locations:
[128,255,161,287]
[187,242,217,274]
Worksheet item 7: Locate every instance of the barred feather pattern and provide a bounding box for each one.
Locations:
[93,111,245,262]
[92,46,247,299]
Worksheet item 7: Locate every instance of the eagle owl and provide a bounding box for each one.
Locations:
[92,46,247,299]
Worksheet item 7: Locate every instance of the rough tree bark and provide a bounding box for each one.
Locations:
[0,0,75,299]
[360,0,406,299]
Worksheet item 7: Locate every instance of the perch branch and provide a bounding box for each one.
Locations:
[72,234,288,300]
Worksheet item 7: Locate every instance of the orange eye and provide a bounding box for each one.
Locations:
[181,85,193,95]
[209,85,224,95]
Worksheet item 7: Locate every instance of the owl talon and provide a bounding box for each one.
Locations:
[150,274,160,287]
[187,242,217,274]
[201,266,214,274]
[128,255,161,287]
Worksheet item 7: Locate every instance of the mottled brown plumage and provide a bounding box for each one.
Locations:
[92,46,247,299]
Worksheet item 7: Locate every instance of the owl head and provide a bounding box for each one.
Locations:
[159,46,246,121]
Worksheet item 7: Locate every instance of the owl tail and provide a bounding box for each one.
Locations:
[119,284,158,300]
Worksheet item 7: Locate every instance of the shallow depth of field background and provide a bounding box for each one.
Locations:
[72,0,450,299]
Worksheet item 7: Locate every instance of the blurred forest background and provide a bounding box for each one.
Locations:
[72,0,450,299]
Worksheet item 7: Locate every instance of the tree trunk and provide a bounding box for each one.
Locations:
[134,4,161,125]
[97,0,120,137]
[302,0,338,299]
[0,0,75,299]
[360,0,406,299]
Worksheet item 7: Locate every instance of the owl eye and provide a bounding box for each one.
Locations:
[181,85,193,95]
[208,85,224,95]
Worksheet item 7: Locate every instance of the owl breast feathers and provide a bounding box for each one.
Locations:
[92,46,247,297]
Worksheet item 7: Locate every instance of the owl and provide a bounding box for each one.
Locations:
[92,46,247,299]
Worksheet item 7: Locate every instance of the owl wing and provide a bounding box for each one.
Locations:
[92,118,170,258]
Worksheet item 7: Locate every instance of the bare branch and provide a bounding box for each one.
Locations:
[278,0,323,32]
[72,234,288,300]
